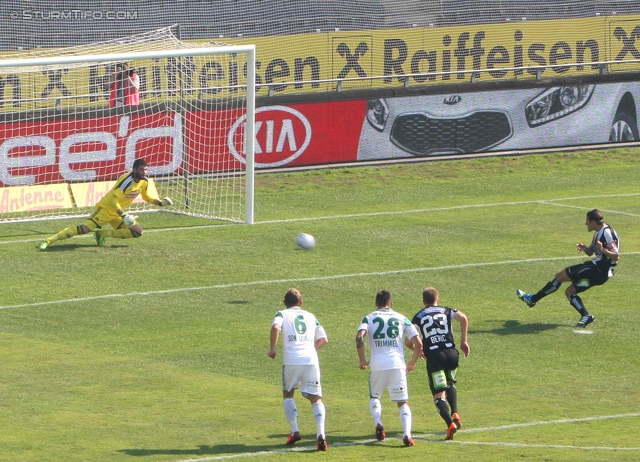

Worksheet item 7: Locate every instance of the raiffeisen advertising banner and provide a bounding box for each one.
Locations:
[1,15,639,108]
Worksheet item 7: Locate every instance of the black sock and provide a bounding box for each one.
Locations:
[532,279,561,303]
[434,398,452,426]
[446,385,458,415]
[569,294,589,316]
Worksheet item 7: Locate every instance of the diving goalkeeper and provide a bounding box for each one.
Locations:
[38,159,173,250]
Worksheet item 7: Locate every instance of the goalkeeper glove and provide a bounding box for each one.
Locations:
[160,197,173,206]
[121,213,137,226]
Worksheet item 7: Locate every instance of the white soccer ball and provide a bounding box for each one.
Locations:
[295,233,316,250]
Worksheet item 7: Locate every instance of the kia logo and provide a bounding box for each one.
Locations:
[443,95,462,105]
[229,105,312,168]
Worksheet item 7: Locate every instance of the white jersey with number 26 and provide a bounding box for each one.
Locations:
[273,307,327,366]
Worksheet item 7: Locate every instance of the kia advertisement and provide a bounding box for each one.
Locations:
[358,81,640,160]
[0,101,367,187]
[188,100,366,170]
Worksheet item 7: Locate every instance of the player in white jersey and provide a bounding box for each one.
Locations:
[268,288,329,451]
[356,290,422,446]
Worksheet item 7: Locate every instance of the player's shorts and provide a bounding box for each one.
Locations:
[85,206,132,230]
[425,348,459,394]
[282,364,322,398]
[565,262,610,293]
[369,368,409,402]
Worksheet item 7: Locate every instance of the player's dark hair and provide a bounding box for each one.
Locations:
[284,288,302,307]
[133,159,147,170]
[586,209,604,225]
[423,287,439,306]
[375,290,391,308]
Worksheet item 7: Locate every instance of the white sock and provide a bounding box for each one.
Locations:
[369,398,382,426]
[399,403,412,437]
[283,398,299,433]
[312,401,326,437]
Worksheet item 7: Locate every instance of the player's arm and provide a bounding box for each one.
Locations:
[596,235,620,262]
[355,329,369,370]
[411,323,426,359]
[108,188,128,217]
[598,244,620,261]
[577,242,594,255]
[454,311,470,357]
[406,333,422,372]
[267,323,281,359]
[314,325,328,350]
[127,72,140,92]
[140,184,172,207]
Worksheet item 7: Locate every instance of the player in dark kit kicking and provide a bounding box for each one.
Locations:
[517,209,620,328]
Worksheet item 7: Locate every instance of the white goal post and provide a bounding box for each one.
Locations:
[0,43,256,224]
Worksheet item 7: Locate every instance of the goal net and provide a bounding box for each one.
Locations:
[0,27,256,224]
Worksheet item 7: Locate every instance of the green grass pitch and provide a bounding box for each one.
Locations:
[0,149,639,461]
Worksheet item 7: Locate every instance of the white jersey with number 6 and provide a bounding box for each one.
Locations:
[358,308,418,372]
[273,307,327,366]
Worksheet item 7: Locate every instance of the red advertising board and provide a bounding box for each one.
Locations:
[0,113,178,187]
[0,100,367,187]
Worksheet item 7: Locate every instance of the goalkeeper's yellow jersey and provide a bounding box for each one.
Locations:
[96,172,157,212]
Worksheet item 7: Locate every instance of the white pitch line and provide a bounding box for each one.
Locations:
[257,194,640,225]
[447,441,640,451]
[174,413,640,461]
[3,192,639,246]
[457,412,640,434]
[1,252,639,311]
[539,201,640,217]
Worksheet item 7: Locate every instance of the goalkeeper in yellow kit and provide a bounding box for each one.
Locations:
[38,159,173,250]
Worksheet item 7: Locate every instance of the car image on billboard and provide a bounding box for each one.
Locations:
[357,82,640,160]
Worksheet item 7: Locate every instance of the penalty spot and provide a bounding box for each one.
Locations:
[572,329,594,335]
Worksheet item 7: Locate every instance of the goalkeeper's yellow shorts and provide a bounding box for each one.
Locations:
[85,206,132,230]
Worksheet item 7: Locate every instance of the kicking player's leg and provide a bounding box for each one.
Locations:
[530,268,572,303]
[563,265,602,327]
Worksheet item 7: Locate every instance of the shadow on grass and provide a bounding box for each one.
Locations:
[38,243,128,252]
[119,433,396,457]
[120,444,276,457]
[471,319,566,335]
[36,243,89,252]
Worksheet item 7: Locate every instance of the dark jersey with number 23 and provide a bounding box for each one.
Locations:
[412,306,458,356]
